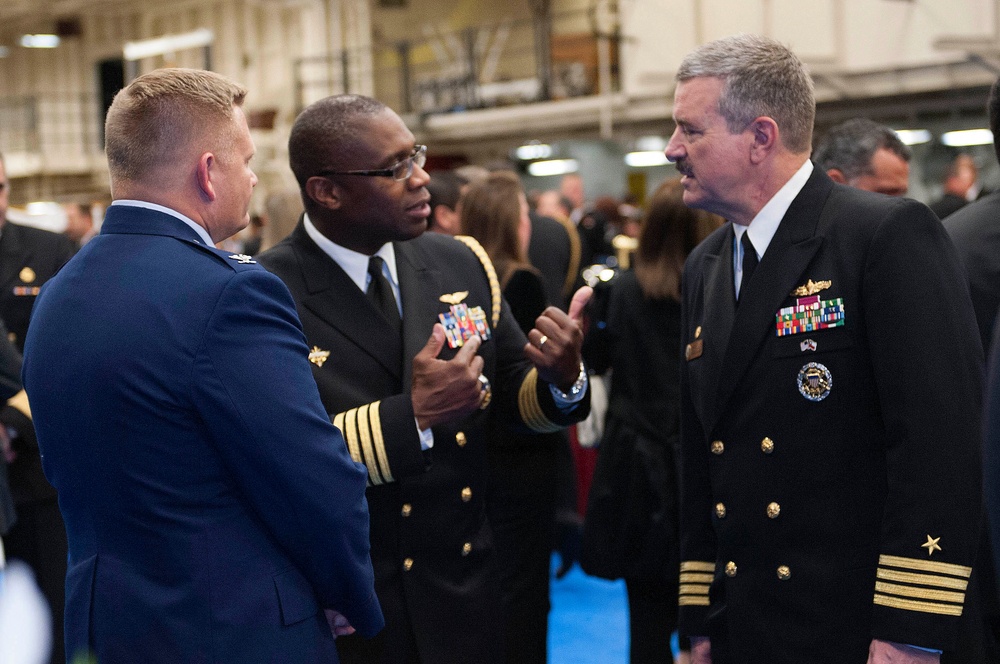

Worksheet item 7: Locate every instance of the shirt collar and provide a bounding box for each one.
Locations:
[733,160,813,259]
[303,213,398,293]
[111,200,215,247]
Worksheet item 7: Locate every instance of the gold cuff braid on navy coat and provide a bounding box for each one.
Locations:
[677,166,983,660]
[258,223,588,664]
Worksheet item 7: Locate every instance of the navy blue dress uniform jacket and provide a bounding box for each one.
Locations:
[677,167,983,662]
[258,224,588,663]
[22,206,383,663]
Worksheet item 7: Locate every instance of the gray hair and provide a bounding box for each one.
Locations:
[677,34,815,153]
[813,118,911,181]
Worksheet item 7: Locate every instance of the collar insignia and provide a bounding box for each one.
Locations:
[439,291,468,305]
[790,279,831,297]
[308,346,330,368]
[228,254,256,264]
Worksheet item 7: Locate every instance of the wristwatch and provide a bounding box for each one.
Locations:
[553,361,587,400]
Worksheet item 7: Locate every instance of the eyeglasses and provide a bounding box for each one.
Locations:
[318,145,427,182]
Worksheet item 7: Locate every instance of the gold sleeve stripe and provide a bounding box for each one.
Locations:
[455,235,501,328]
[679,596,711,606]
[680,561,716,573]
[879,555,972,578]
[333,411,361,466]
[8,390,30,419]
[356,404,385,485]
[877,568,969,591]
[873,594,964,617]
[367,401,393,483]
[680,572,714,584]
[517,368,563,433]
[874,582,965,604]
[679,584,711,596]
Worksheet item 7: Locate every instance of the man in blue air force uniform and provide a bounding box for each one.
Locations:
[22,68,382,663]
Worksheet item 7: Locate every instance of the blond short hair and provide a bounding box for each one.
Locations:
[105,68,247,184]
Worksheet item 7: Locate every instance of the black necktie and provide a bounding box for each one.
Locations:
[367,256,402,335]
[739,232,758,301]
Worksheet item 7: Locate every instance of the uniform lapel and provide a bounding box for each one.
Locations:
[395,239,442,390]
[697,227,736,432]
[0,222,29,290]
[714,168,831,416]
[292,224,404,380]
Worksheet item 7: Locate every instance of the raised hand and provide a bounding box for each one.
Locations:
[524,286,593,390]
[411,324,486,430]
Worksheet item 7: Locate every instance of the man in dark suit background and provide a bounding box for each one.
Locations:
[670,35,982,664]
[0,150,75,664]
[944,79,1000,353]
[813,118,912,197]
[0,318,22,548]
[258,95,591,664]
[22,68,382,663]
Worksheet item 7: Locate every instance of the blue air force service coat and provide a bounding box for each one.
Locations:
[258,224,588,663]
[22,206,382,663]
[677,167,983,662]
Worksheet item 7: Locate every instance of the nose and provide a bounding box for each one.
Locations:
[409,161,430,188]
[250,169,259,188]
[665,126,684,164]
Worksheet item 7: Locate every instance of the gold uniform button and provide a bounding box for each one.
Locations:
[711,440,724,455]
[715,503,726,518]
[403,558,414,571]
[462,542,472,556]
[19,267,36,283]
[777,565,791,581]
[456,431,467,447]
[6,332,15,343]
[725,561,737,577]
[401,503,412,517]
[761,437,775,454]
[767,502,781,519]
[461,487,472,502]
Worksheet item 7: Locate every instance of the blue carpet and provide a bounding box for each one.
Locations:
[547,558,629,663]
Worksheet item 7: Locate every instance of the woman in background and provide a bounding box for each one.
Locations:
[461,171,561,664]
[581,178,722,664]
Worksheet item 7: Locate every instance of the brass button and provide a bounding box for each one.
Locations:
[777,565,791,581]
[403,558,414,571]
[462,542,472,556]
[715,502,726,518]
[767,502,780,519]
[711,440,724,455]
[401,503,412,517]
[461,487,472,502]
[456,431,467,447]
[695,325,702,339]
[725,561,737,577]
[7,332,15,343]
[761,437,775,454]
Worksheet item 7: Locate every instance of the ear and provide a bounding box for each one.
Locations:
[826,168,848,184]
[748,117,779,164]
[305,176,342,211]
[196,152,216,202]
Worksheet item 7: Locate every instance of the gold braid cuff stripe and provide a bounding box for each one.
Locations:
[334,401,393,486]
[873,594,964,617]
[876,568,969,591]
[680,561,716,573]
[878,555,972,578]
[518,369,563,433]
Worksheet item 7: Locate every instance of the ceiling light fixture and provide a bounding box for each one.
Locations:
[940,128,993,147]
[527,159,579,177]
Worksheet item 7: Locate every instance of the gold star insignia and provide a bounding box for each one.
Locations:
[921,535,942,556]
[439,291,469,305]
[308,346,330,368]
[790,279,831,297]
